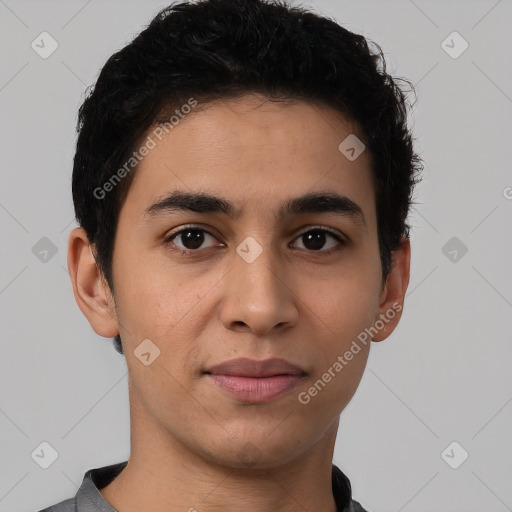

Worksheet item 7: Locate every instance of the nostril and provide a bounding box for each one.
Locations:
[231,321,250,331]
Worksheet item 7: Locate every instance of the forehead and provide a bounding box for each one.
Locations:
[121,94,376,225]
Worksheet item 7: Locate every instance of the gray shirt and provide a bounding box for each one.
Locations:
[37,461,369,512]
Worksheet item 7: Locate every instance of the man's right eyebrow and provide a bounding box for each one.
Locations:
[144,190,241,218]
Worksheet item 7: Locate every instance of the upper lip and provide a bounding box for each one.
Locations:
[204,357,306,377]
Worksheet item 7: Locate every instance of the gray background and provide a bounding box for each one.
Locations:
[1,0,511,511]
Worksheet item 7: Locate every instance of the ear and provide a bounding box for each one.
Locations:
[372,235,411,342]
[67,227,119,338]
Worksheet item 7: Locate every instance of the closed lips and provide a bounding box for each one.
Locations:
[204,357,306,377]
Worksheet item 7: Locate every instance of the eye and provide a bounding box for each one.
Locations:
[164,226,221,254]
[291,227,346,252]
[163,225,346,256]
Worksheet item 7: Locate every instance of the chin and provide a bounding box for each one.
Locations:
[196,428,310,470]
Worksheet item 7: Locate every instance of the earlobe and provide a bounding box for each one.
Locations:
[67,227,119,338]
[372,236,411,342]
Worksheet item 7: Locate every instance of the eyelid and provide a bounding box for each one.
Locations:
[165,223,216,238]
[294,225,347,242]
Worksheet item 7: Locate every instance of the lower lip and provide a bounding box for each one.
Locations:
[207,374,304,403]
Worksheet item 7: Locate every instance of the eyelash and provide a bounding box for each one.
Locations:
[162,224,347,256]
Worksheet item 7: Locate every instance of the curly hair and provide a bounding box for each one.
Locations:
[72,0,423,354]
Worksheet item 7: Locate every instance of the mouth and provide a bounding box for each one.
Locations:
[203,357,307,403]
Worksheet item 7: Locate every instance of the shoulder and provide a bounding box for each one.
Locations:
[35,460,127,512]
[36,497,75,512]
[332,463,370,512]
[348,498,370,512]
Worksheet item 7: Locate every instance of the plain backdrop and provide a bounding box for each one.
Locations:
[1,1,511,511]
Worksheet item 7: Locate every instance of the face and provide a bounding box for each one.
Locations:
[105,94,398,468]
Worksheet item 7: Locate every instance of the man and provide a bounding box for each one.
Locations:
[39,0,422,510]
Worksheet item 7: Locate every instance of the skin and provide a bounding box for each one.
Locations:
[68,93,410,512]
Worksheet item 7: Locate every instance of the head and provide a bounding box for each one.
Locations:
[68,0,421,469]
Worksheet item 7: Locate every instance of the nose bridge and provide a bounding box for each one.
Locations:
[237,237,282,293]
[220,235,298,334]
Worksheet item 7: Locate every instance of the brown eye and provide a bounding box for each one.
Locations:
[291,228,345,252]
[164,227,219,253]
[177,229,206,250]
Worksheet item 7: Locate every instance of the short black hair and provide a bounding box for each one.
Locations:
[72,0,422,354]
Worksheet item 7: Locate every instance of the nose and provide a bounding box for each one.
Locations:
[219,243,299,336]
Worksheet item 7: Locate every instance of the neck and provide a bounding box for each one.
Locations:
[100,398,341,512]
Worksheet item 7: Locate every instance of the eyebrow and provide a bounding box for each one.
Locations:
[144,190,367,229]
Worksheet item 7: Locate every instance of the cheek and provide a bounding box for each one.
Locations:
[113,251,220,368]
[310,289,374,387]
[297,260,380,396]
[301,259,381,339]
[117,280,192,339]
[296,278,377,421]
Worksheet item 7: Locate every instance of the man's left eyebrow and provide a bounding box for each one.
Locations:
[281,192,367,229]
[144,190,367,229]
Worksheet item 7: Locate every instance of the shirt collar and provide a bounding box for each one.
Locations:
[72,460,362,512]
